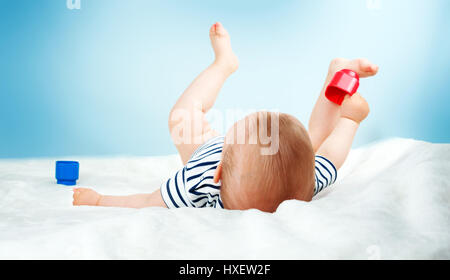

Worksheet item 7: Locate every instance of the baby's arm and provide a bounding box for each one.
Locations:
[169,23,238,164]
[316,93,369,169]
[73,188,167,209]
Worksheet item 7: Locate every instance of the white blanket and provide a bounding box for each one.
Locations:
[0,138,449,260]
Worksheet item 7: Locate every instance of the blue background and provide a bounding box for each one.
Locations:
[1,0,449,158]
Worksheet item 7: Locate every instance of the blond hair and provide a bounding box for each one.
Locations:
[221,112,315,213]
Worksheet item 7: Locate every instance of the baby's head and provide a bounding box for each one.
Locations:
[216,112,315,213]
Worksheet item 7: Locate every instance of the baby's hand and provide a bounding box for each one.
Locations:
[341,93,370,124]
[73,188,102,206]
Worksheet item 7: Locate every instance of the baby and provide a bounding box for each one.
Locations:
[73,23,378,213]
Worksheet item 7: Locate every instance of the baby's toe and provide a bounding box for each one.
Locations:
[357,58,379,76]
[210,22,228,37]
[329,58,378,78]
[209,24,216,35]
[214,22,227,35]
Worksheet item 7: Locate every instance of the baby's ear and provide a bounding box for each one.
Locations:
[213,162,223,183]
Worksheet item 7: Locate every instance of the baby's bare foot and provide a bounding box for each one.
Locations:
[328,58,379,78]
[209,22,239,75]
[72,188,102,206]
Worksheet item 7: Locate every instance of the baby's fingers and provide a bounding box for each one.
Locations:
[72,191,79,206]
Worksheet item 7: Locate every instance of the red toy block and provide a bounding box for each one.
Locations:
[325,69,360,105]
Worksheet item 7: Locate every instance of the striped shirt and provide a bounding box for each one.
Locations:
[161,136,337,209]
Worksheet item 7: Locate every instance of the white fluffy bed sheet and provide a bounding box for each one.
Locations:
[0,138,449,260]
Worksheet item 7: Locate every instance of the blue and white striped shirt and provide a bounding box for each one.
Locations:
[161,136,337,209]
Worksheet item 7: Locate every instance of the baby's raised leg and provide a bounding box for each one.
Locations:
[169,22,239,164]
[308,58,378,152]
